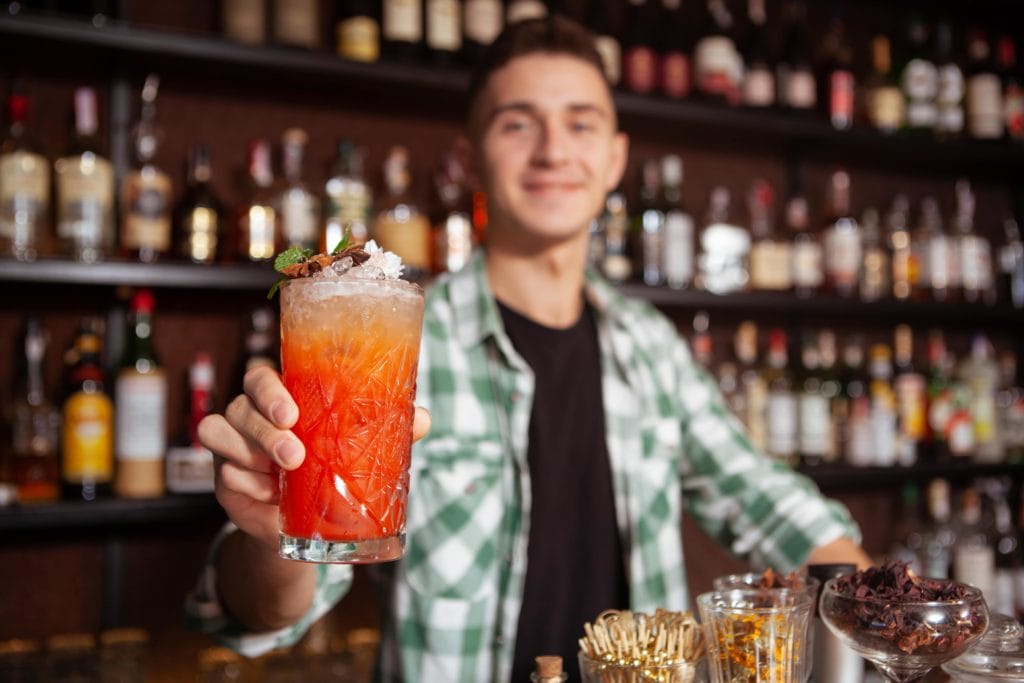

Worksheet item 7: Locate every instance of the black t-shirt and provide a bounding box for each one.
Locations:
[499,300,629,682]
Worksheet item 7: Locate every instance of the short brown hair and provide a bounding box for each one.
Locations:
[466,15,608,116]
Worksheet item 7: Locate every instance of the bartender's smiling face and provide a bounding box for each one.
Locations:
[467,52,629,248]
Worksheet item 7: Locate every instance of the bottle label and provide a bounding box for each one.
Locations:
[1006,84,1024,140]
[122,169,172,252]
[383,0,422,42]
[927,234,954,291]
[953,546,995,601]
[55,153,114,246]
[62,391,114,482]
[426,0,461,51]
[749,241,792,290]
[767,392,797,459]
[870,396,898,466]
[966,73,1004,138]
[373,211,431,271]
[222,0,266,43]
[181,207,219,263]
[464,0,502,44]
[743,375,768,453]
[662,210,694,288]
[240,203,278,261]
[846,396,874,466]
[937,64,965,105]
[273,0,318,46]
[624,45,657,95]
[594,35,622,86]
[869,86,905,132]
[337,16,380,61]
[785,69,816,109]
[660,52,690,99]
[695,36,740,101]
[902,58,938,101]
[743,67,775,107]
[698,223,750,294]
[791,241,823,288]
[798,392,831,457]
[115,371,168,461]
[281,190,319,250]
[824,223,862,290]
[829,70,855,122]
[894,373,927,440]
[0,151,50,210]
[960,235,993,292]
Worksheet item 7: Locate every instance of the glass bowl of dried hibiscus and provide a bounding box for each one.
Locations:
[819,561,989,683]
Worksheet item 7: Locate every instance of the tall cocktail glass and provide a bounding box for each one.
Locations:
[278,275,424,563]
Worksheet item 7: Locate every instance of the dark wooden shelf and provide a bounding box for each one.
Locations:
[616,283,1024,328]
[2,11,1023,176]
[0,257,278,290]
[800,461,1024,492]
[0,494,224,533]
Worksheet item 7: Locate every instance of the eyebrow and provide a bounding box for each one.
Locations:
[486,101,611,126]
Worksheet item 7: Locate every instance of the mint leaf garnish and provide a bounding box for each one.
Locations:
[330,228,352,255]
[267,276,287,300]
[274,246,313,273]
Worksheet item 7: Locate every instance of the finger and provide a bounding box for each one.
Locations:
[243,365,298,429]
[198,414,274,474]
[413,407,431,442]
[216,459,280,505]
[224,394,305,470]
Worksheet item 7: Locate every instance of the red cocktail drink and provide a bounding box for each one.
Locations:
[278,275,423,563]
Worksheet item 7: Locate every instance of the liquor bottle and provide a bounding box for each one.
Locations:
[817,328,842,464]
[859,207,890,302]
[816,3,854,130]
[693,0,742,104]
[775,0,815,112]
[622,0,657,95]
[462,0,503,65]
[797,330,830,467]
[741,0,774,108]
[839,335,872,467]
[55,87,114,263]
[234,307,278,395]
[635,158,664,286]
[586,0,621,86]
[990,482,1021,618]
[763,328,797,466]
[176,144,222,264]
[431,149,473,274]
[335,0,380,62]
[863,35,905,134]
[925,330,954,462]
[918,196,954,302]
[11,318,60,503]
[787,195,822,299]
[867,343,898,467]
[1001,35,1024,141]
[505,0,546,24]
[952,486,995,601]
[888,482,924,574]
[600,190,632,283]
[997,350,1024,464]
[954,179,995,305]
[735,321,767,453]
[235,139,279,262]
[276,128,319,252]
[271,0,320,48]
[114,289,168,499]
[697,186,749,294]
[965,27,1004,140]
[657,0,690,99]
[660,154,693,290]
[899,14,939,134]
[165,352,216,495]
[382,0,423,61]
[959,333,1001,463]
[425,0,460,65]
[373,146,431,277]
[886,194,916,300]
[691,311,712,368]
[921,478,956,579]
[747,179,791,292]
[221,0,267,44]
[120,75,172,263]
[934,20,965,140]
[998,216,1024,308]
[892,325,926,467]
[822,169,861,298]
[61,319,114,501]
[0,86,49,261]
[323,139,371,254]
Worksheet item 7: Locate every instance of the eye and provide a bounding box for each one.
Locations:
[496,113,535,134]
[569,116,600,134]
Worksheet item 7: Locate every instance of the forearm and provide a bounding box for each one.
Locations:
[216,529,317,631]
[806,536,873,571]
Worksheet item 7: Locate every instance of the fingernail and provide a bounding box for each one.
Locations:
[271,400,297,426]
[276,439,303,469]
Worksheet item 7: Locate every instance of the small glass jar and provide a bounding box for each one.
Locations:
[942,613,1024,681]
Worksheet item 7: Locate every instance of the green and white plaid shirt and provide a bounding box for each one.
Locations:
[187,251,860,681]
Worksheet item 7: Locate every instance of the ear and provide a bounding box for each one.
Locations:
[454,135,483,192]
[605,131,630,193]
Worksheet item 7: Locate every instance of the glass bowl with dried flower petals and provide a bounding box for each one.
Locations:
[819,562,990,683]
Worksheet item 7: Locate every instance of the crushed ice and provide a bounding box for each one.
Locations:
[325,240,405,280]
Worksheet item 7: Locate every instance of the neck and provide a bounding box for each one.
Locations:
[486,234,589,329]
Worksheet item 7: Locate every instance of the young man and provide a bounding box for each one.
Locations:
[190,15,870,682]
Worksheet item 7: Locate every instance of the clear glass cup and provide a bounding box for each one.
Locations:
[697,587,814,683]
[578,650,704,683]
[278,276,424,563]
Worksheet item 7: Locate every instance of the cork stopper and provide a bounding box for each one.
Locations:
[535,655,563,678]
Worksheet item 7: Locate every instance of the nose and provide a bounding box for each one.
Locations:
[531,119,570,166]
